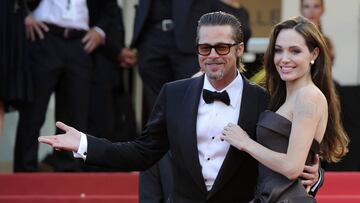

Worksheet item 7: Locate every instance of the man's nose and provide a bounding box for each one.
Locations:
[208,48,219,57]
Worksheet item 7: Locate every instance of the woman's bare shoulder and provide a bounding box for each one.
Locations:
[294,85,327,118]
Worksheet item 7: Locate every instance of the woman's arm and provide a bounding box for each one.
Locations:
[222,89,326,180]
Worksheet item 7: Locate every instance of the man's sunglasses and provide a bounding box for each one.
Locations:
[196,43,239,56]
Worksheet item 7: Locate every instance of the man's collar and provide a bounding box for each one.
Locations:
[203,71,243,107]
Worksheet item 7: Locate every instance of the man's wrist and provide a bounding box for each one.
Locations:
[73,132,88,160]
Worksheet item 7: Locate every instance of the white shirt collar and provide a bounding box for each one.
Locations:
[202,72,243,108]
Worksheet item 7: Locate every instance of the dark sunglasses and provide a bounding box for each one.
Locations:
[196,43,239,56]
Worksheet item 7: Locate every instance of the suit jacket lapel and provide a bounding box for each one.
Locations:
[208,76,259,197]
[177,75,208,193]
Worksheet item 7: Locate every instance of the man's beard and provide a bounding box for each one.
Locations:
[206,69,224,81]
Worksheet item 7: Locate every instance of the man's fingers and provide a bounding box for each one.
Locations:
[83,34,94,53]
[82,33,90,43]
[301,179,312,185]
[82,30,102,53]
[55,121,72,132]
[303,165,316,173]
[84,41,93,53]
[299,171,315,180]
[125,57,136,65]
[301,179,314,188]
[33,22,49,40]
[38,22,49,32]
[52,142,64,149]
[38,135,57,145]
[34,25,44,40]
[300,171,316,188]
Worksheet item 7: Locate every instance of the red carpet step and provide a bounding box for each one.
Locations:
[0,172,138,203]
[317,172,360,203]
[0,172,359,203]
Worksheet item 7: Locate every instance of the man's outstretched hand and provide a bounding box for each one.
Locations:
[38,121,81,152]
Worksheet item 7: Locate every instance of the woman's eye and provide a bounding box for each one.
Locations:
[291,49,301,54]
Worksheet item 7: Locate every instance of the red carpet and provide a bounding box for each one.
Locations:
[0,172,359,202]
[317,172,360,203]
[0,173,138,203]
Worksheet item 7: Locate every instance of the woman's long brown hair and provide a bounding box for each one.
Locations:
[264,16,348,162]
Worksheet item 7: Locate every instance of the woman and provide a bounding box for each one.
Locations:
[221,16,348,202]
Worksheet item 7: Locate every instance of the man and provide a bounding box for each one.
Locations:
[15,0,123,172]
[133,1,253,201]
[39,12,321,202]
[133,0,209,200]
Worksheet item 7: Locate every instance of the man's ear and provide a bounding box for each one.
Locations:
[236,42,244,57]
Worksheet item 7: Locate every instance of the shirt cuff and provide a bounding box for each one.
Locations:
[93,26,106,42]
[310,168,322,192]
[73,132,88,160]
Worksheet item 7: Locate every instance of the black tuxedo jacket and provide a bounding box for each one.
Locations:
[131,0,215,54]
[86,74,269,202]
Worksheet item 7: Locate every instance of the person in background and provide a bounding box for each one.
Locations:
[0,0,33,137]
[39,12,322,202]
[221,16,348,202]
[15,0,121,172]
[300,0,334,62]
[77,3,138,172]
[86,4,137,145]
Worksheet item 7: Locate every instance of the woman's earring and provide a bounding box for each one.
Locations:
[310,60,315,65]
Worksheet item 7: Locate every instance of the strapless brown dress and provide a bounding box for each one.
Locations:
[250,110,319,203]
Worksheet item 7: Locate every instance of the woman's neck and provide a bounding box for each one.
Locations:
[285,74,313,98]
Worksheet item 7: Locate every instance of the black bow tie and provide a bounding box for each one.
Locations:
[202,89,230,105]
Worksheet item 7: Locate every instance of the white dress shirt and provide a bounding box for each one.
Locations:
[33,0,89,30]
[197,73,243,191]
